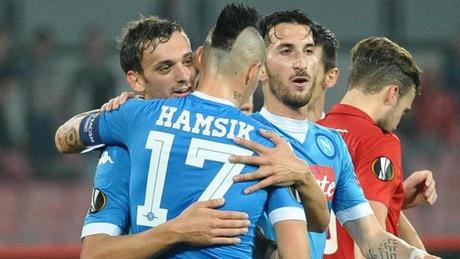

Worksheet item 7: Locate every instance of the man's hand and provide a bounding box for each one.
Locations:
[403,170,437,209]
[230,130,311,194]
[171,198,250,246]
[101,91,143,111]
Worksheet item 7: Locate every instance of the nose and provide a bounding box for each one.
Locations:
[292,53,307,71]
[175,64,192,85]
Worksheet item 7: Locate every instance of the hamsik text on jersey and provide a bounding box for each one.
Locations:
[79,92,305,258]
[252,109,373,259]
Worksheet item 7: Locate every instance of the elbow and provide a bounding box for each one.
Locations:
[307,215,330,233]
[55,126,67,153]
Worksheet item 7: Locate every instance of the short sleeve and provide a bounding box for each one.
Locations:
[81,147,131,238]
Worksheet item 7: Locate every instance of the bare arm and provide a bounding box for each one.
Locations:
[55,109,100,153]
[344,214,438,259]
[271,220,309,259]
[398,212,425,250]
[230,130,329,232]
[81,198,250,259]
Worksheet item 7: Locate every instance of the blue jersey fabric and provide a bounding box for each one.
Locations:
[82,147,131,238]
[252,111,371,259]
[79,92,305,258]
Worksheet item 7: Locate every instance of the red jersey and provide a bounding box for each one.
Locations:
[319,104,404,259]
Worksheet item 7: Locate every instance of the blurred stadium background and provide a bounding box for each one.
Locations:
[0,0,459,258]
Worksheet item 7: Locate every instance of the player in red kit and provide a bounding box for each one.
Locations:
[320,37,437,258]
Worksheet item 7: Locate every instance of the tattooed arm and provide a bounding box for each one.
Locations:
[55,109,101,153]
[344,214,438,259]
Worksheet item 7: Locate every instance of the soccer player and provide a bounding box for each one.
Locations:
[56,4,310,259]
[229,10,438,259]
[77,16,254,258]
[305,23,435,255]
[319,37,437,259]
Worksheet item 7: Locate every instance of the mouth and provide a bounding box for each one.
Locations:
[172,86,192,97]
[290,76,309,88]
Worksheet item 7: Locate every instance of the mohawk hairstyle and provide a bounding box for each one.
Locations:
[259,10,316,44]
[211,3,260,50]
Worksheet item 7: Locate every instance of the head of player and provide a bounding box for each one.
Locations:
[118,16,196,99]
[343,37,422,131]
[258,10,318,119]
[307,23,340,121]
[195,3,265,107]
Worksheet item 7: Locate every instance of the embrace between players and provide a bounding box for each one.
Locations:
[55,3,438,259]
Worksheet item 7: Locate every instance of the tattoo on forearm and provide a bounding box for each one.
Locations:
[58,124,83,153]
[366,239,398,259]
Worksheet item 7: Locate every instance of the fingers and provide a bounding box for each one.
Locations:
[194,198,226,209]
[259,129,286,146]
[213,210,249,220]
[119,91,132,106]
[234,136,268,154]
[209,237,241,245]
[233,170,272,183]
[211,227,248,238]
[243,177,277,194]
[229,155,267,166]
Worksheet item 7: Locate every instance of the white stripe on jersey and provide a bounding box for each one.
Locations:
[81,222,122,239]
[335,202,374,225]
[269,207,306,225]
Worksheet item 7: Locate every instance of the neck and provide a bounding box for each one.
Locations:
[262,84,309,120]
[307,92,325,122]
[197,74,244,107]
[340,88,383,122]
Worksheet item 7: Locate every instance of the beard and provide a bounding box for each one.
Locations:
[376,108,396,132]
[266,68,313,108]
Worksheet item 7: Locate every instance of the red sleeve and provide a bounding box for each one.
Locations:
[354,134,403,208]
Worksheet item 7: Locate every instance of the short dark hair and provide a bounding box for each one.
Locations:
[210,3,260,50]
[259,10,316,45]
[313,23,339,71]
[348,37,422,96]
[117,16,183,74]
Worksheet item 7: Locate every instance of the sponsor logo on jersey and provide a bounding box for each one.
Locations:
[310,166,336,201]
[98,151,114,165]
[371,157,394,181]
[89,188,106,213]
[315,133,336,158]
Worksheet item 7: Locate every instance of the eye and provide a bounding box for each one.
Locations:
[305,48,314,55]
[158,65,171,73]
[280,48,292,55]
[183,57,193,66]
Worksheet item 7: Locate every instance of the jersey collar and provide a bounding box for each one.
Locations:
[259,107,309,143]
[328,104,377,125]
[192,91,236,107]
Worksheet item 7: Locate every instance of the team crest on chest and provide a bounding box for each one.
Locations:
[315,133,336,158]
[371,157,394,181]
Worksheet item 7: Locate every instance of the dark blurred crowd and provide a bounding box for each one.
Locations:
[0,25,118,181]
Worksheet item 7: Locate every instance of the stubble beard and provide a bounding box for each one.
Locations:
[266,68,312,108]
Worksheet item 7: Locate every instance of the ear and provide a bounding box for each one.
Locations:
[126,70,145,93]
[324,68,339,89]
[194,46,204,71]
[259,65,267,83]
[246,62,262,85]
[384,85,399,105]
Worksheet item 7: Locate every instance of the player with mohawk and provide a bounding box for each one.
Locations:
[56,3,309,259]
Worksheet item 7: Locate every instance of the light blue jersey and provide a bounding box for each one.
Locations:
[79,92,305,258]
[81,147,131,238]
[253,108,373,259]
